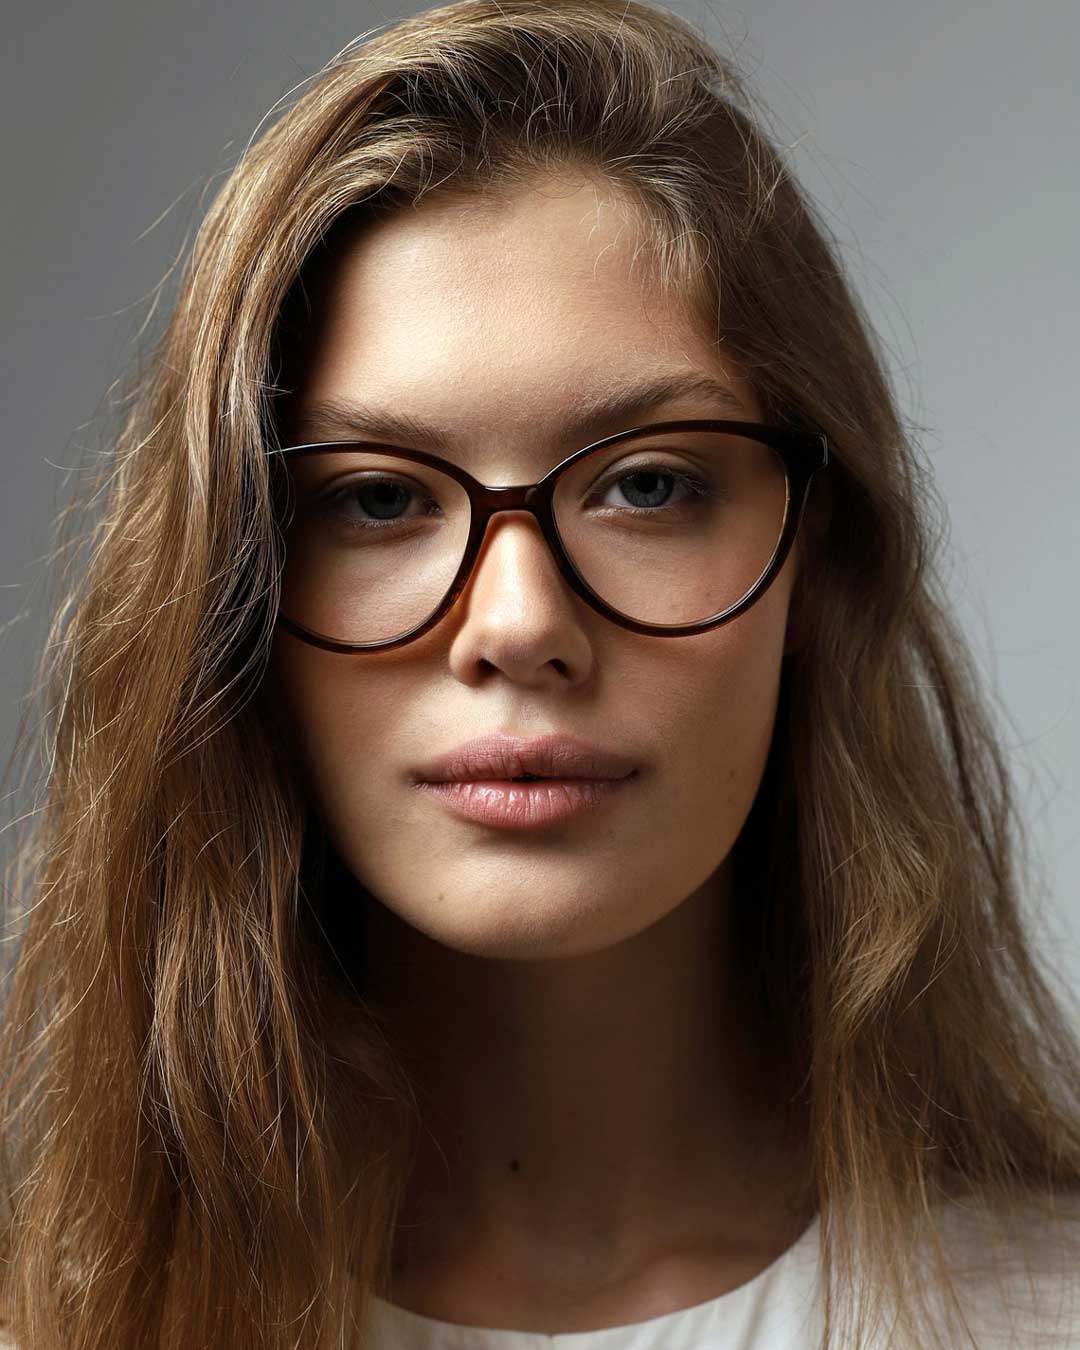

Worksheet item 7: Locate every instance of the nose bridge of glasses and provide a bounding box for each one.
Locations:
[473,480,544,510]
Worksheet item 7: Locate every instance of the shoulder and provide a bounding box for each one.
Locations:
[928,1191,1080,1347]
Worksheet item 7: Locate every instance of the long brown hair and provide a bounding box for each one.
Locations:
[2,2,1078,1346]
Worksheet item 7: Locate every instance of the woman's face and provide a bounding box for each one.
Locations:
[268,172,801,961]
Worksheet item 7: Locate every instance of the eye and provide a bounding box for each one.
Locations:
[585,459,720,516]
[320,473,442,530]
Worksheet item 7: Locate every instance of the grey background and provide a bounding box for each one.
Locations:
[2,2,1077,1014]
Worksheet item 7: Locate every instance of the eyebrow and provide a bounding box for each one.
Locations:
[287,372,748,452]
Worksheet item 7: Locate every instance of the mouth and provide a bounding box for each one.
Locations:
[414,732,639,786]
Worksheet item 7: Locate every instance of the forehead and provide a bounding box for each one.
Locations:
[278,175,753,456]
[304,171,675,314]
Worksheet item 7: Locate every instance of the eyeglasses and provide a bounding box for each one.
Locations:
[270,419,829,654]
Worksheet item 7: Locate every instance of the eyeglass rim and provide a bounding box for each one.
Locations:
[269,418,830,654]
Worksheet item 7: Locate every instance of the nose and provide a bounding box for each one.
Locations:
[446,509,594,684]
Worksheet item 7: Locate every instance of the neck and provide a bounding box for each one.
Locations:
[359,862,812,1294]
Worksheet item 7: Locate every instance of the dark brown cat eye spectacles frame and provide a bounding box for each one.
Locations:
[271,419,830,655]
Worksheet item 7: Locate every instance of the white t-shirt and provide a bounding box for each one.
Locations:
[365,1213,824,1348]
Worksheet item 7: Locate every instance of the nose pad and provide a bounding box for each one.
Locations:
[451,508,594,642]
[465,509,563,599]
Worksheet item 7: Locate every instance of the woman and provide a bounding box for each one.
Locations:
[1,1,1078,1346]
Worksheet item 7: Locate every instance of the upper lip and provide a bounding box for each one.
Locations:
[414,732,638,783]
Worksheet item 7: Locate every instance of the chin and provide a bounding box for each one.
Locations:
[395,890,664,963]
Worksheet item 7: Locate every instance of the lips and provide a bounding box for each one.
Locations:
[414,732,638,784]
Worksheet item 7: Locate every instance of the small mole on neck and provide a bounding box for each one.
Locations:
[509,1158,520,1172]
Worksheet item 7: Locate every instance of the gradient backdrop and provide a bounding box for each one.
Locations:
[2,1,1077,1018]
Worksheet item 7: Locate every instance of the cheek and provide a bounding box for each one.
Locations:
[659,582,790,815]
[265,635,393,808]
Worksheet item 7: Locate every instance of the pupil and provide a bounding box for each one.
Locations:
[362,481,409,519]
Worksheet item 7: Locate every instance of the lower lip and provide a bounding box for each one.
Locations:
[415,775,636,829]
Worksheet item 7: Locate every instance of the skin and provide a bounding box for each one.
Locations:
[267,170,814,1331]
